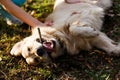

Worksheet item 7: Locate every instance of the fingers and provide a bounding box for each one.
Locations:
[44,20,53,26]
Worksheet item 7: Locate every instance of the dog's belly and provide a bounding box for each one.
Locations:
[52,3,103,30]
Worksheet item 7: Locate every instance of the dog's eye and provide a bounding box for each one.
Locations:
[36,38,41,42]
[36,38,46,43]
[28,48,31,52]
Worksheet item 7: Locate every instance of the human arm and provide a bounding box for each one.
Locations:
[0,0,45,28]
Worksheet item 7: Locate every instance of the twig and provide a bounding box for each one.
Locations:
[0,70,8,79]
[37,28,42,43]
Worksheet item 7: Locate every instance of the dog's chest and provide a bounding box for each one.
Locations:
[61,33,92,54]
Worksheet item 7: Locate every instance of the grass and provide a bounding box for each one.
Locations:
[0,0,120,80]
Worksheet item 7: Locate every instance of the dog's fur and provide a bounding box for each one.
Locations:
[10,0,120,65]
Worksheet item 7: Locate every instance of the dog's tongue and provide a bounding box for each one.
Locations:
[43,41,54,52]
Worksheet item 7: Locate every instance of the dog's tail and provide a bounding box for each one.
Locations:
[97,0,112,10]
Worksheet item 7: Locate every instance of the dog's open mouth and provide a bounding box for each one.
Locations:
[43,40,56,52]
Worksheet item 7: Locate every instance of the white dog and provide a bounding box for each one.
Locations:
[10,0,120,65]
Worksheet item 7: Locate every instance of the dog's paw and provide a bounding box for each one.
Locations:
[10,41,23,56]
[112,45,120,56]
[79,27,99,37]
[107,44,120,56]
[70,26,99,37]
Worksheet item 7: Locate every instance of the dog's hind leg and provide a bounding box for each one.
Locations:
[96,0,112,10]
[92,32,120,56]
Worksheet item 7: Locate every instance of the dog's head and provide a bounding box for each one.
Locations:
[25,35,64,65]
[11,27,64,65]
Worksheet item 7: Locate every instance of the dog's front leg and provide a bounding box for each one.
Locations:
[69,22,99,37]
[92,32,120,56]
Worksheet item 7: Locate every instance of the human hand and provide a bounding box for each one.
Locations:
[44,20,53,26]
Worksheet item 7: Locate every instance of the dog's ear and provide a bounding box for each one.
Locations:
[10,40,24,56]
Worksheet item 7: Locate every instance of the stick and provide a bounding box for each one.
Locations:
[37,28,42,43]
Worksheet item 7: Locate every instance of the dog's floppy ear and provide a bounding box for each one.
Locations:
[10,36,31,57]
[10,40,24,56]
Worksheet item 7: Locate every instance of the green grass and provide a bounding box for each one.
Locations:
[0,0,120,80]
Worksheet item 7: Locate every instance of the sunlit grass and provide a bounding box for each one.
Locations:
[0,0,120,79]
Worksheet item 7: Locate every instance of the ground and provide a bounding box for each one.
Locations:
[0,0,120,80]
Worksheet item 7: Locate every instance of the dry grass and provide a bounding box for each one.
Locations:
[0,0,120,80]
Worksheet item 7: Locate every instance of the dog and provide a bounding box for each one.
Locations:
[10,0,120,65]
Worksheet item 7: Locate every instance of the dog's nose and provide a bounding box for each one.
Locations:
[37,47,45,56]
